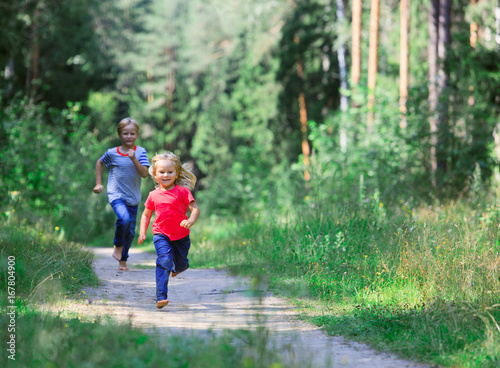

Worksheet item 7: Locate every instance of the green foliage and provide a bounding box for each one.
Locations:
[0,99,113,241]
[0,1,117,108]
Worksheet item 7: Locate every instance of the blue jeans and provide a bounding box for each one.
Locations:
[110,199,138,261]
[153,234,190,301]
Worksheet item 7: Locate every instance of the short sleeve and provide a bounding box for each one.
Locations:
[100,150,112,167]
[184,188,195,205]
[145,193,155,210]
[138,148,149,167]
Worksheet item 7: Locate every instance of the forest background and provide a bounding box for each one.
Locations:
[1,0,500,367]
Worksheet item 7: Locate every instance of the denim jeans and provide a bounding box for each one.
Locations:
[153,234,190,301]
[110,199,138,261]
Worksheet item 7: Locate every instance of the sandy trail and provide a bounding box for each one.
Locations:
[49,247,429,368]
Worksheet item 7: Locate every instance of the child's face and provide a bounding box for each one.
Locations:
[119,124,139,147]
[154,160,178,190]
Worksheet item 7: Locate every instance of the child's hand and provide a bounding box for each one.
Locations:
[138,234,146,245]
[128,149,136,160]
[93,184,103,194]
[180,220,193,229]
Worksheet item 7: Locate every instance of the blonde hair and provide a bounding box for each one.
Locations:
[117,117,140,135]
[149,152,197,190]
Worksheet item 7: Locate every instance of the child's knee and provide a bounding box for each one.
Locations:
[117,216,132,228]
[157,254,173,270]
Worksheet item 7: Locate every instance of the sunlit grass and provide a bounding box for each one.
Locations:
[193,197,500,367]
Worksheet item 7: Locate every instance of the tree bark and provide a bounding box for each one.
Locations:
[336,0,349,114]
[367,0,379,134]
[437,0,451,175]
[351,0,362,90]
[399,0,409,130]
[336,0,349,152]
[428,0,439,184]
[26,7,41,97]
[496,0,500,48]
[295,35,310,182]
[428,0,451,188]
[321,1,331,117]
[470,0,478,48]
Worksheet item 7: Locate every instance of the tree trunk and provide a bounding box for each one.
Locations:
[399,0,409,130]
[321,2,331,117]
[294,36,310,182]
[470,0,478,48]
[26,7,41,96]
[496,0,500,48]
[437,0,451,176]
[428,0,439,185]
[351,0,362,91]
[336,0,349,152]
[336,0,349,114]
[297,62,310,182]
[367,0,379,134]
[428,0,451,188]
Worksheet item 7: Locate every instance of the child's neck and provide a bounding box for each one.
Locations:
[160,184,175,191]
[119,143,135,152]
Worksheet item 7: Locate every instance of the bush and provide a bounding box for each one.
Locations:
[0,99,114,242]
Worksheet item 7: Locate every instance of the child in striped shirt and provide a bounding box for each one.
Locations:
[93,117,149,270]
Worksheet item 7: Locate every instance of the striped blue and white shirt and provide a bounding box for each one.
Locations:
[100,146,149,206]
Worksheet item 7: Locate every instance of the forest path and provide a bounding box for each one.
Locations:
[51,247,429,368]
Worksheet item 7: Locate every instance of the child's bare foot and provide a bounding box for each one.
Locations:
[156,299,169,309]
[171,271,180,278]
[112,246,122,261]
[119,261,128,271]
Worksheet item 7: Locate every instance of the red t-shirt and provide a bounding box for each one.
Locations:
[144,185,195,241]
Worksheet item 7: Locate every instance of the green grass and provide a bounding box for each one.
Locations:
[190,198,500,367]
[0,223,99,302]
[6,193,497,367]
[0,221,315,368]
[0,308,306,368]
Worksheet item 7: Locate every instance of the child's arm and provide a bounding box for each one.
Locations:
[180,201,200,229]
[138,208,153,244]
[128,149,149,178]
[93,158,104,193]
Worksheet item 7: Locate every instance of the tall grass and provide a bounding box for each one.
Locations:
[190,197,500,367]
[0,223,99,302]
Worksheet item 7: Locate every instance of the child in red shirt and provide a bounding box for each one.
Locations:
[138,152,200,309]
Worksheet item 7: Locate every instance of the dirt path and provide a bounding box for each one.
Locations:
[50,247,429,368]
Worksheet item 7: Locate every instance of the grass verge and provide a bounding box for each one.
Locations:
[0,223,99,303]
[190,198,500,367]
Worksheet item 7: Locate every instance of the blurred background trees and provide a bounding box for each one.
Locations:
[1,0,499,240]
